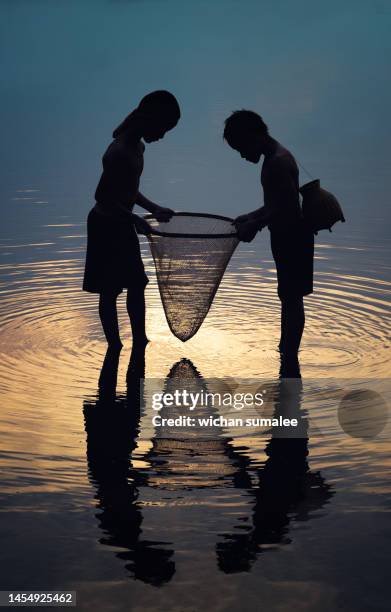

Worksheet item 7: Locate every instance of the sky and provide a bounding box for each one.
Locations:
[1,0,390,234]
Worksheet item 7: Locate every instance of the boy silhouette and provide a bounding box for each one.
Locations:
[224,111,314,367]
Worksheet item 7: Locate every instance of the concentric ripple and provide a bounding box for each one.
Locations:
[0,241,390,414]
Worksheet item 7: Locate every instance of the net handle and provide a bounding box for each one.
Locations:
[143,211,239,238]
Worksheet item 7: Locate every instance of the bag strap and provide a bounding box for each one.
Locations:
[296,159,316,181]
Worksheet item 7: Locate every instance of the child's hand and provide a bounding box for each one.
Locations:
[154,206,175,222]
[234,213,252,225]
[234,218,259,243]
[234,210,260,225]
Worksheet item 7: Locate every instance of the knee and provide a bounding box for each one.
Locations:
[281,297,304,312]
[127,287,145,303]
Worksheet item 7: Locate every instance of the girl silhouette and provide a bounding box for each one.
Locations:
[83,91,180,348]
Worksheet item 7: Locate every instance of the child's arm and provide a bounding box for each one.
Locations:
[235,206,270,228]
[135,191,174,222]
[234,207,270,242]
[234,158,298,241]
[111,203,152,235]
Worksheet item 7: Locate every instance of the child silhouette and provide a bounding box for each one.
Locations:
[224,110,314,366]
[83,91,180,348]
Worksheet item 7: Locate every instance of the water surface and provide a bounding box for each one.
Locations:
[0,220,390,611]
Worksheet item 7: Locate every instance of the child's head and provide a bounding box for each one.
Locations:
[224,110,268,163]
[113,90,180,142]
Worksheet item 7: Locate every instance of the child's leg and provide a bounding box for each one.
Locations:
[278,308,286,352]
[126,287,148,345]
[99,290,123,347]
[280,296,305,356]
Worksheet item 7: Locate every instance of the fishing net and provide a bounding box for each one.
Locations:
[145,213,239,341]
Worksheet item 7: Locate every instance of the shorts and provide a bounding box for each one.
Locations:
[270,225,314,300]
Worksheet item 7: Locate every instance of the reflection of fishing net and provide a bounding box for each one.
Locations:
[145,213,239,341]
[152,359,236,492]
[156,358,216,441]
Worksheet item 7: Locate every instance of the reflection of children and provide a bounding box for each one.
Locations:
[83,91,180,349]
[223,111,314,365]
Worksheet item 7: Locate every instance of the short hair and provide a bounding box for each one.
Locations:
[113,90,180,138]
[223,110,268,147]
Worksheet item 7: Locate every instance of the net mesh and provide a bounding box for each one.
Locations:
[145,213,239,341]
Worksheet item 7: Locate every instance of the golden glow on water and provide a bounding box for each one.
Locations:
[0,242,389,501]
[0,247,389,400]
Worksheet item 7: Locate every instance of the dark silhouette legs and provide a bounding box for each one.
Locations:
[126,289,148,345]
[99,288,148,348]
[279,297,305,357]
[99,291,122,348]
